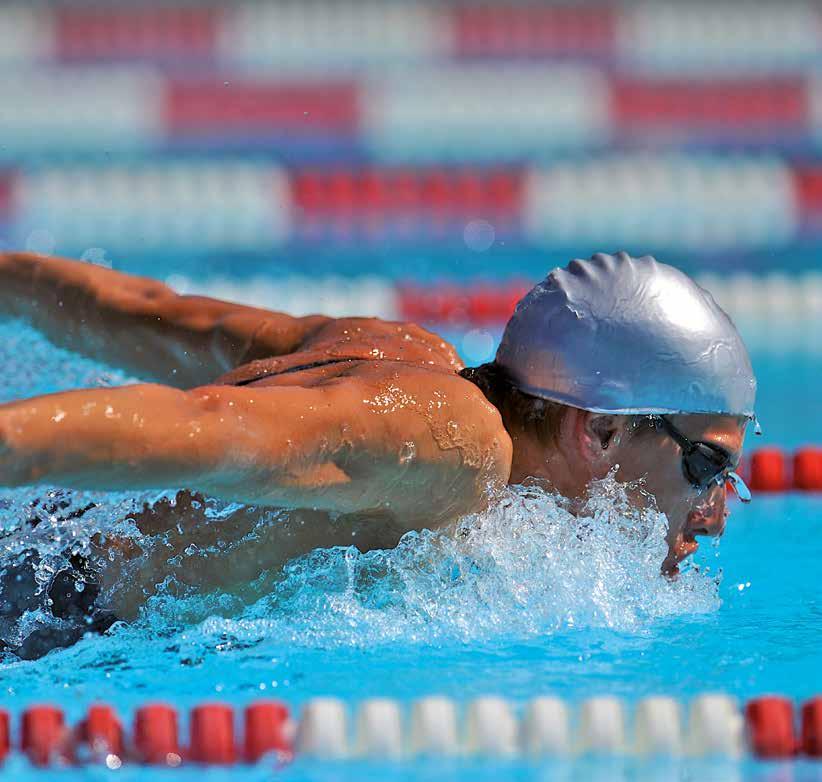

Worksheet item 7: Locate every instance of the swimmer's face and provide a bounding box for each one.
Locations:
[610,413,747,575]
[507,409,747,574]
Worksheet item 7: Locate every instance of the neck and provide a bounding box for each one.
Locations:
[506,423,592,501]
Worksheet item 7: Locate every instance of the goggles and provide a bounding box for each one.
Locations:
[652,416,751,503]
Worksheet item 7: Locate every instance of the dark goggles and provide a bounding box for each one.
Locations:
[652,416,751,502]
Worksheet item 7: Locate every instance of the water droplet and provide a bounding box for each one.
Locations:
[105,754,122,770]
[463,219,496,252]
[399,441,416,464]
[80,247,111,268]
[25,229,56,256]
[462,329,495,363]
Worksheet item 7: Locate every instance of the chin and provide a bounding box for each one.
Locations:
[662,533,700,576]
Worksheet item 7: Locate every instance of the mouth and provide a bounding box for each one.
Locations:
[661,533,699,577]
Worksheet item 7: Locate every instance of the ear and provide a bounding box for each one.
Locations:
[575,412,631,473]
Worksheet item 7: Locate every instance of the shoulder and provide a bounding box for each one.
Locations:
[301,316,463,371]
[294,359,512,526]
[216,315,464,388]
[341,360,513,489]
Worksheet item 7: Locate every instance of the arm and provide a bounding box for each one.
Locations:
[0,252,331,387]
[0,371,512,526]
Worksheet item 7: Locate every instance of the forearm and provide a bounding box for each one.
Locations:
[0,252,175,374]
[0,383,357,502]
[0,252,330,387]
[0,383,257,492]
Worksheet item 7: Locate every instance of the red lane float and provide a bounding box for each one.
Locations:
[11,161,822,251]
[133,704,180,765]
[292,168,524,219]
[454,6,616,58]
[738,447,822,493]
[80,704,124,757]
[189,704,236,765]
[748,449,789,492]
[0,710,9,763]
[802,698,822,757]
[398,280,530,325]
[612,78,807,130]
[794,448,822,491]
[166,80,360,134]
[244,702,291,763]
[746,697,797,758]
[21,706,66,767]
[55,7,219,62]
[0,171,15,220]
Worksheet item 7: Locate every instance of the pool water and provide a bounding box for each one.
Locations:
[0,317,819,781]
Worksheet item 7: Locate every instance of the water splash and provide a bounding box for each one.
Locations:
[143,477,719,653]
[0,321,721,661]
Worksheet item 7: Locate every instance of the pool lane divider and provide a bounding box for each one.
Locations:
[0,695,821,766]
[167,271,822,331]
[744,448,822,493]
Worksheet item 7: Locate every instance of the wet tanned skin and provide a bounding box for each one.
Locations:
[0,253,512,616]
[0,253,746,618]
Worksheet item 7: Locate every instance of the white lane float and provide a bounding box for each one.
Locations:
[464,696,518,757]
[295,697,349,759]
[409,696,459,756]
[687,694,744,758]
[521,696,572,756]
[578,696,626,755]
[355,698,403,758]
[634,696,683,756]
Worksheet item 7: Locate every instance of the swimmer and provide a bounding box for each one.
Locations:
[0,251,755,657]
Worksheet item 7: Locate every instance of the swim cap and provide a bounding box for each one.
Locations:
[495,252,756,418]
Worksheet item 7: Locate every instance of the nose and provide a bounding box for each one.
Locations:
[685,490,728,539]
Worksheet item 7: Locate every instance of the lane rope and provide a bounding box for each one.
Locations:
[3,694,820,766]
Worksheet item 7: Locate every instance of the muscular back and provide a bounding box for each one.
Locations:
[0,253,513,533]
[212,315,511,531]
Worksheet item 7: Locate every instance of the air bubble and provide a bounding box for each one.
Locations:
[463,220,496,252]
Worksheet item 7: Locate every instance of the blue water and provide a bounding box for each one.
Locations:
[0,315,819,780]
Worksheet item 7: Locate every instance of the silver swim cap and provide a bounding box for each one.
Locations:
[495,252,756,418]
